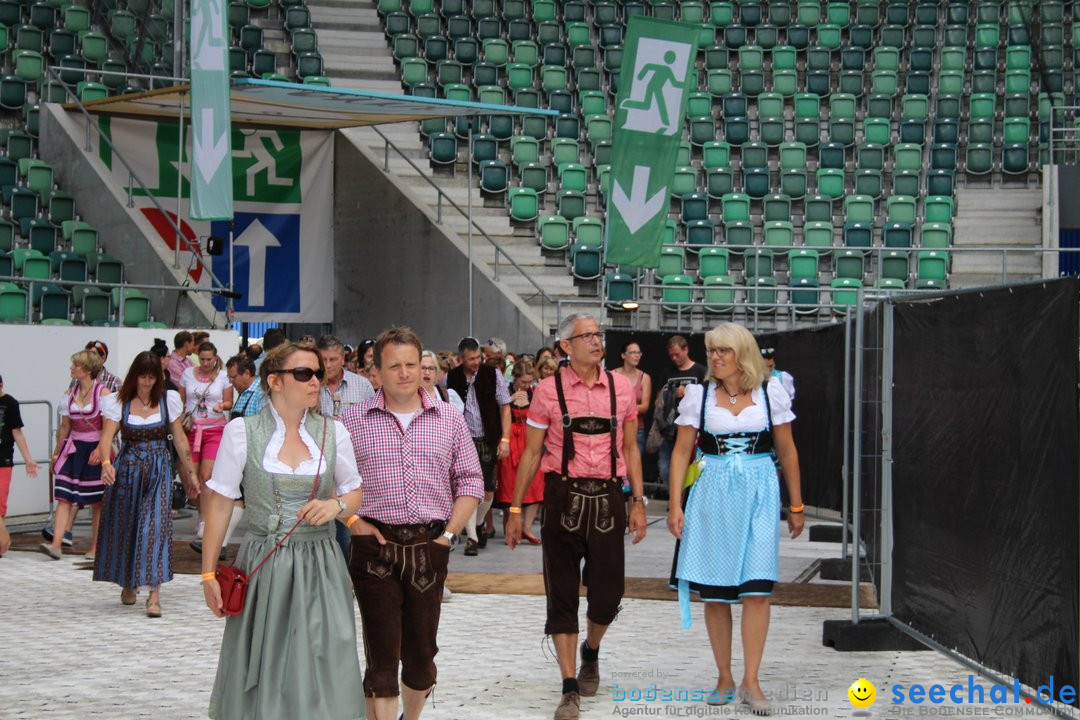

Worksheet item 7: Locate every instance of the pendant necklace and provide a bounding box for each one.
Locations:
[721,384,740,405]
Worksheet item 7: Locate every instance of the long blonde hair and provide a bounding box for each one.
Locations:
[703,322,767,391]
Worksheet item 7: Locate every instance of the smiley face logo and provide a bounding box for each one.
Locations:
[847,678,877,708]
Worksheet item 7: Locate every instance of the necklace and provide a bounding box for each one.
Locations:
[136,394,153,411]
[721,384,740,405]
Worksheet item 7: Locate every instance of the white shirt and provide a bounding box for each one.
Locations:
[206,402,363,500]
[179,367,230,419]
[101,391,183,426]
[675,377,795,434]
[58,385,110,417]
[422,386,465,414]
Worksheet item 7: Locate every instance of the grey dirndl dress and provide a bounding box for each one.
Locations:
[209,409,364,720]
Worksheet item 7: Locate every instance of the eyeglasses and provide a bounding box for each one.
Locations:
[706,346,734,358]
[624,350,642,356]
[268,367,325,382]
[566,331,605,343]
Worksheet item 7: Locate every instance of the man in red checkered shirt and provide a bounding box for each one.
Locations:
[341,326,483,720]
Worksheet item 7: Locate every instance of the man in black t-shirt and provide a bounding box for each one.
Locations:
[0,374,39,520]
[654,336,706,488]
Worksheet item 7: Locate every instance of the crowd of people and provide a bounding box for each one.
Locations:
[2,318,803,720]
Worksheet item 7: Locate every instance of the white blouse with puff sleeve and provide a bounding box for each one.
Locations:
[101,391,183,426]
[206,403,362,500]
[674,377,795,434]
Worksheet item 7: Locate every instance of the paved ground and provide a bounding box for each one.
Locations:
[2,506,1066,719]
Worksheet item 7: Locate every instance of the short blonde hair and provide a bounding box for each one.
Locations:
[703,322,767,391]
[71,349,103,378]
[536,356,558,378]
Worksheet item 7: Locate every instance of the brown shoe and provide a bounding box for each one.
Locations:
[121,588,137,605]
[577,642,599,697]
[464,538,479,556]
[553,691,580,720]
[146,598,162,618]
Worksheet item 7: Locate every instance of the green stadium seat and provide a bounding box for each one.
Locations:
[788,248,819,280]
[538,214,569,251]
[698,246,730,279]
[803,220,834,252]
[880,250,910,282]
[920,222,952,249]
[0,282,27,322]
[702,275,736,314]
[924,196,954,224]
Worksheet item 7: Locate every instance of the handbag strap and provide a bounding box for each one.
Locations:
[245,417,329,579]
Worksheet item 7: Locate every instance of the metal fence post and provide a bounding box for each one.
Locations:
[850,288,866,624]
[879,300,895,618]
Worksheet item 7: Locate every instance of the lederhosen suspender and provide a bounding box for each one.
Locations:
[554,368,618,480]
[696,381,775,455]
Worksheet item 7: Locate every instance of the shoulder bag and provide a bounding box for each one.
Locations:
[216,418,328,616]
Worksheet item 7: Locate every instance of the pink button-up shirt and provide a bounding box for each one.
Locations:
[527,365,638,478]
[342,388,484,525]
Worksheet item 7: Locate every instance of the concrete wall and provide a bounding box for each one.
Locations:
[332,133,547,352]
[39,105,218,328]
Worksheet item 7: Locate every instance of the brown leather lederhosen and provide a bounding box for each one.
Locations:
[541,368,628,636]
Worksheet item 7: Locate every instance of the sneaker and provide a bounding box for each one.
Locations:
[464,538,479,556]
[553,691,580,720]
[577,642,600,697]
[42,527,74,547]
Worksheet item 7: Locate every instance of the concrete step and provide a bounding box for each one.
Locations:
[312,5,583,313]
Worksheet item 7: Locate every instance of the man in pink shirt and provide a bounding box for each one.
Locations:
[507,313,647,720]
[342,326,483,720]
[167,330,195,388]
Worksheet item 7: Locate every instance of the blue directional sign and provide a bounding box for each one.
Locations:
[211,212,300,313]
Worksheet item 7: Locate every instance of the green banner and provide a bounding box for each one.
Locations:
[606,17,699,268]
[189,0,233,220]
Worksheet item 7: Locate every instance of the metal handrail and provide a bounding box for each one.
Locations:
[46,67,233,298]
[0,275,227,325]
[370,126,555,308]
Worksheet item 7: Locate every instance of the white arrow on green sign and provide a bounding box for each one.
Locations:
[190,0,233,221]
[605,17,699,268]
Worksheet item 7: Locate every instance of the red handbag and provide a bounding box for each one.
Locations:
[216,419,328,616]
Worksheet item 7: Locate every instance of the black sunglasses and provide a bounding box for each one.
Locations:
[269,367,325,382]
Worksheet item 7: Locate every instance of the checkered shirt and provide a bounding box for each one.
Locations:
[341,387,484,525]
[232,383,264,417]
[320,370,375,419]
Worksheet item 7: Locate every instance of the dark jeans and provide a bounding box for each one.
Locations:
[541,472,627,636]
[348,520,450,697]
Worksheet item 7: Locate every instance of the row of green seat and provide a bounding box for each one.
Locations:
[0,280,151,325]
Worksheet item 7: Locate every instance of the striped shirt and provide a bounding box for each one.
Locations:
[320,370,374,419]
[341,388,484,525]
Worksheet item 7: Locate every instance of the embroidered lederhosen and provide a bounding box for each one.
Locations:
[541,368,628,636]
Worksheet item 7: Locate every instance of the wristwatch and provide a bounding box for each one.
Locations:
[632,495,649,507]
[336,498,347,514]
[441,530,457,544]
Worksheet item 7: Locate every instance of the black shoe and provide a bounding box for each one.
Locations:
[477,532,488,549]
[464,538,479,556]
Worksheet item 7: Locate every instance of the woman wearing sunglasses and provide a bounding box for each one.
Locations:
[199,341,365,720]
